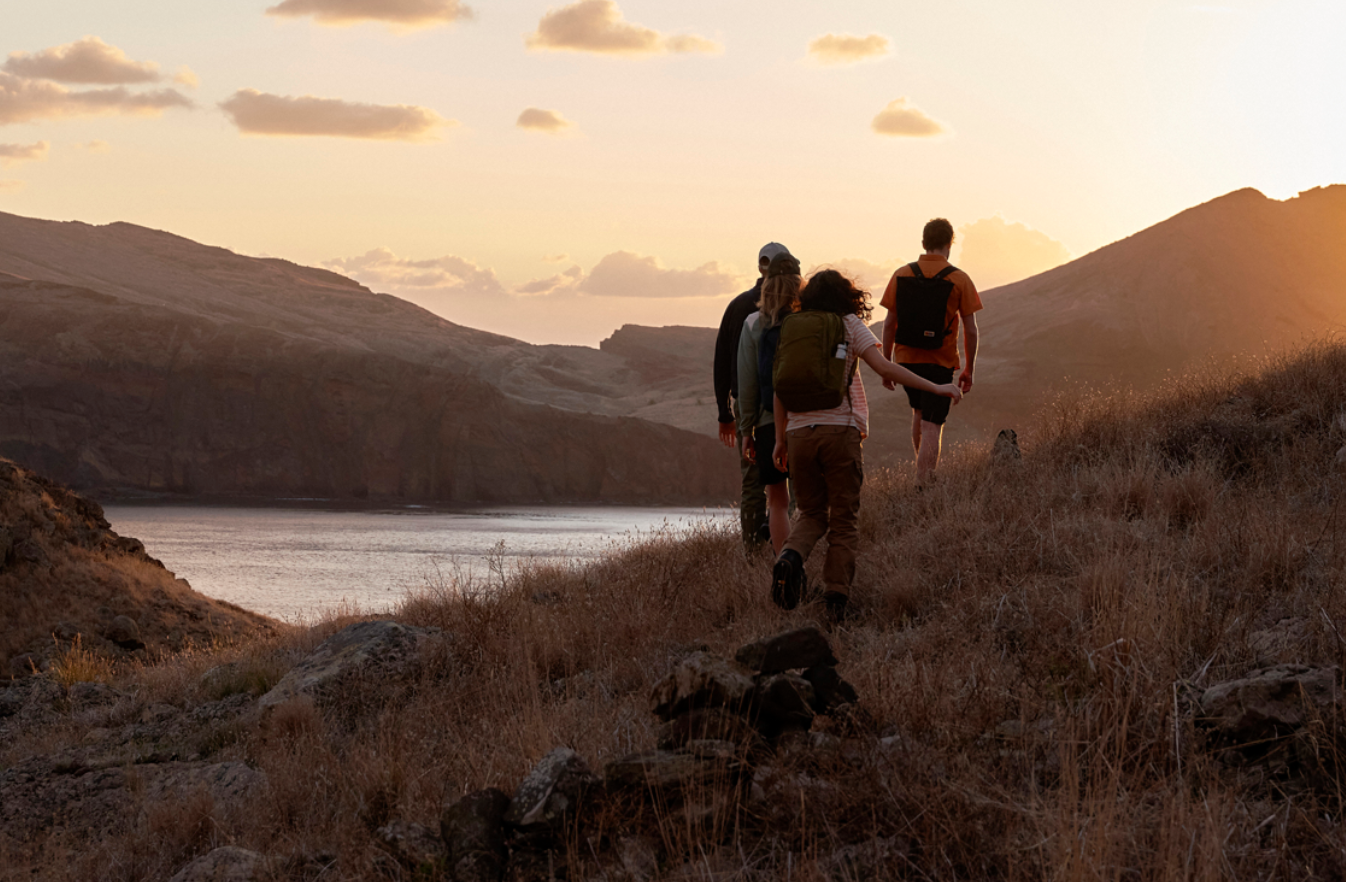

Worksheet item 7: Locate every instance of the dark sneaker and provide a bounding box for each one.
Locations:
[771,550,804,610]
[823,591,850,625]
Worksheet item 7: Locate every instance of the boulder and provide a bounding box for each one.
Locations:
[258,620,440,710]
[603,745,742,791]
[503,747,597,830]
[1199,665,1341,743]
[51,621,83,642]
[801,664,859,714]
[751,674,816,738]
[650,652,755,721]
[441,788,510,882]
[1247,618,1312,666]
[734,627,837,675]
[656,707,764,753]
[107,615,143,650]
[167,846,268,882]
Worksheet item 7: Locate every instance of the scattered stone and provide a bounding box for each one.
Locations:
[801,664,858,714]
[503,747,597,830]
[441,788,510,882]
[656,707,764,752]
[1200,665,1341,744]
[735,627,837,675]
[107,615,143,650]
[752,673,816,738]
[375,819,446,870]
[258,620,441,710]
[649,652,755,721]
[167,846,269,882]
[1248,618,1313,666]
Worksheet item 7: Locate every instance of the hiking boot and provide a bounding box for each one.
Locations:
[771,550,804,610]
[823,591,850,625]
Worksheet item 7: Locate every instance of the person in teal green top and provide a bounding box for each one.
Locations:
[737,252,802,554]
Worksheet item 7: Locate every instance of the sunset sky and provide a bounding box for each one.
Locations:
[3,0,1343,345]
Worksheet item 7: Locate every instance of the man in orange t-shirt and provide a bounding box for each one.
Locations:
[880,218,983,484]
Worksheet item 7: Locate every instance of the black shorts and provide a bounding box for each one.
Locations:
[753,423,789,486]
[901,363,956,426]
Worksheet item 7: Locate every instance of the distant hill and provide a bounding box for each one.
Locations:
[0,214,734,504]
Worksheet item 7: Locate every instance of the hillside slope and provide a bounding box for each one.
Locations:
[0,215,734,503]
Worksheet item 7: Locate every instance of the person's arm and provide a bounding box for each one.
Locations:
[859,344,962,403]
[736,320,760,460]
[880,273,899,390]
[712,299,740,446]
[959,313,979,393]
[772,394,790,471]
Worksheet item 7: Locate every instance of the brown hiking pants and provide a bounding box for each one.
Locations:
[782,425,864,598]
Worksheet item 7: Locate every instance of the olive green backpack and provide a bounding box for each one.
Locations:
[771,311,855,413]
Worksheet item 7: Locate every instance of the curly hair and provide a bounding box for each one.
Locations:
[799,269,872,321]
[757,273,801,327]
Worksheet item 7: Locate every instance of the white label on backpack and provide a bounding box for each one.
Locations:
[835,343,847,359]
[924,330,935,337]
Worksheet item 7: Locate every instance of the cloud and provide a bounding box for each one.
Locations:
[957,215,1073,289]
[325,248,506,296]
[517,265,583,296]
[266,0,473,27]
[0,72,193,125]
[806,33,890,65]
[4,37,160,85]
[808,258,902,297]
[174,66,200,89]
[219,89,451,140]
[580,251,739,298]
[871,97,948,137]
[527,0,721,56]
[0,141,49,167]
[79,140,110,152]
[517,107,574,134]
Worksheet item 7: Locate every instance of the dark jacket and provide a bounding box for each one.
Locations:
[713,279,763,424]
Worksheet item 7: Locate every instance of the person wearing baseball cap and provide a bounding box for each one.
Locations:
[714,242,791,549]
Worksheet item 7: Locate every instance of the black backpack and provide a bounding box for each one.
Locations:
[893,263,958,350]
[757,321,781,409]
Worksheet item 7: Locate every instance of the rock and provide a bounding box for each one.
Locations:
[142,761,268,809]
[0,688,22,718]
[1248,618,1312,665]
[68,681,119,709]
[751,673,816,738]
[734,627,837,675]
[167,846,269,882]
[503,747,597,830]
[8,653,38,679]
[800,664,859,714]
[1199,665,1341,743]
[656,707,765,752]
[51,621,83,642]
[13,539,45,566]
[258,620,439,710]
[375,819,446,870]
[441,788,510,882]
[649,652,755,721]
[107,615,143,650]
[603,746,742,791]
[992,428,1022,461]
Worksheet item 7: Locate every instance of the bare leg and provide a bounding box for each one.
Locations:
[910,409,923,457]
[765,482,791,555]
[916,420,943,484]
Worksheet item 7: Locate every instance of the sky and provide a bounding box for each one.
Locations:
[2,0,1344,346]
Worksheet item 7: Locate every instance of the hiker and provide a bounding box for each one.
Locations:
[714,242,791,548]
[736,252,802,554]
[880,218,982,485]
[770,270,961,622]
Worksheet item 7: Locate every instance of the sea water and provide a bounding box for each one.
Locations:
[102,505,733,623]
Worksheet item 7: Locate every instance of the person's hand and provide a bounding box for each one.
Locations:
[882,378,897,391]
[718,421,737,448]
[958,369,974,393]
[773,438,788,472]
[940,384,963,404]
[743,435,757,464]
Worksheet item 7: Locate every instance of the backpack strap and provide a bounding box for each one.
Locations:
[908,262,925,280]
[933,265,959,281]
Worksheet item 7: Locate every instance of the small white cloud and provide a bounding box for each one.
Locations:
[0,72,193,125]
[580,251,740,298]
[219,89,451,141]
[806,33,890,66]
[871,97,948,138]
[266,0,473,28]
[517,107,575,134]
[0,141,50,167]
[518,265,583,296]
[79,140,110,152]
[174,66,200,89]
[4,37,161,85]
[326,248,506,296]
[527,0,721,56]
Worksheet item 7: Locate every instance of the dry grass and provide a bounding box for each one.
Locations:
[12,341,1346,880]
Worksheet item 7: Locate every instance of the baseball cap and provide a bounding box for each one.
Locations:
[758,242,789,263]
[766,252,801,278]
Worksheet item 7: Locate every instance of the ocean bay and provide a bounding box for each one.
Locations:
[103,504,733,623]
